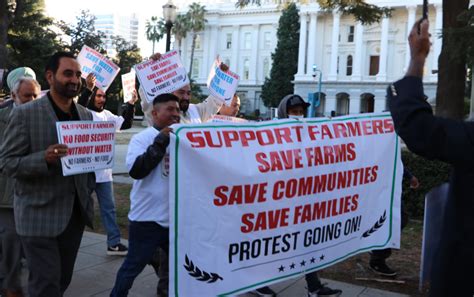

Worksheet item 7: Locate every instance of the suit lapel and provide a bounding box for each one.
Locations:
[40,95,59,123]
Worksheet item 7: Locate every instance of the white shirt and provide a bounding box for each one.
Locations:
[126,127,169,226]
[90,109,124,183]
[180,95,223,124]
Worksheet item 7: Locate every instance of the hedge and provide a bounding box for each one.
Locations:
[401,149,452,219]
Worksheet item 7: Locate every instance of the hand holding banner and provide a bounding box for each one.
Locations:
[206,58,239,106]
[134,50,189,103]
[77,45,120,92]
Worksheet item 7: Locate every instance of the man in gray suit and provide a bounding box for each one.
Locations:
[0,52,95,297]
[0,75,40,297]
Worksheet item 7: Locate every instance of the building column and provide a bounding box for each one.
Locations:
[181,36,189,70]
[405,5,417,71]
[250,24,260,83]
[296,12,308,77]
[208,25,219,68]
[376,16,389,81]
[231,25,240,69]
[306,12,318,76]
[201,29,211,81]
[352,22,363,81]
[432,4,443,73]
[328,11,341,81]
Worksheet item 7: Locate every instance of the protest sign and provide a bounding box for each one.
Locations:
[56,121,116,176]
[134,50,189,103]
[169,112,402,296]
[77,45,120,92]
[121,70,136,102]
[206,60,239,105]
[211,114,249,123]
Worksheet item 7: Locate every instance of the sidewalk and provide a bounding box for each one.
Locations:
[60,232,409,297]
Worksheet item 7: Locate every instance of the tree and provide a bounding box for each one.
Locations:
[57,10,105,54]
[186,2,207,77]
[436,0,471,119]
[172,14,191,56]
[0,0,17,69]
[6,0,64,88]
[236,0,391,24]
[145,16,165,55]
[105,36,142,113]
[260,3,299,107]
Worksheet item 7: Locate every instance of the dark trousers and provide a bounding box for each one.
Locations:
[370,203,408,263]
[110,221,169,297]
[0,208,23,291]
[20,205,85,297]
[305,271,323,292]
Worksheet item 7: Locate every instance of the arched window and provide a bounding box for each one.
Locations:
[346,55,353,76]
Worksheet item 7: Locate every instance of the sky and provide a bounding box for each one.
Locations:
[44,0,176,56]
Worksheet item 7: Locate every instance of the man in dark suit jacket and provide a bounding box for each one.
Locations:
[0,52,95,297]
[389,20,474,296]
[0,76,40,297]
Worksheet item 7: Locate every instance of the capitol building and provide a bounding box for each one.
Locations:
[175,0,441,117]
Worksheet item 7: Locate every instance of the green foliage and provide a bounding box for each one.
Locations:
[260,3,299,108]
[7,0,65,88]
[189,78,206,102]
[235,0,391,25]
[401,150,451,219]
[145,16,165,55]
[442,5,474,67]
[104,36,143,113]
[57,10,105,55]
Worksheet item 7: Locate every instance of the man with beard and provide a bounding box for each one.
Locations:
[77,74,138,256]
[140,53,225,125]
[0,52,95,297]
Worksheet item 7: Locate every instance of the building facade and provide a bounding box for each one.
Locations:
[178,0,442,117]
[95,13,140,57]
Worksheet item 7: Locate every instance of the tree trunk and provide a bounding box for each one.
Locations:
[178,38,182,57]
[152,40,155,55]
[435,0,470,119]
[0,0,9,70]
[188,33,196,77]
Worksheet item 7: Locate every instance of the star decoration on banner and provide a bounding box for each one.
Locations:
[290,263,296,269]
[310,257,316,264]
[278,265,285,272]
[320,254,325,261]
[300,260,306,267]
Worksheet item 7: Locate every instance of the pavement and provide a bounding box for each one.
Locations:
[60,232,408,297]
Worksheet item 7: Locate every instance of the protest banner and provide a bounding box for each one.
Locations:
[169,112,402,296]
[206,60,239,105]
[56,121,116,176]
[77,45,120,92]
[134,50,189,103]
[121,70,136,102]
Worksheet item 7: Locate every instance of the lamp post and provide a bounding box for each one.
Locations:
[163,0,177,52]
[308,64,322,118]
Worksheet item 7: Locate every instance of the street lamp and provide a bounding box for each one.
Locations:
[308,64,322,118]
[163,0,177,52]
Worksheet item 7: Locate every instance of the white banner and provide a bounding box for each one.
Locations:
[56,121,116,176]
[169,113,402,296]
[121,70,136,102]
[206,60,239,105]
[134,50,189,103]
[77,45,120,92]
[211,115,249,123]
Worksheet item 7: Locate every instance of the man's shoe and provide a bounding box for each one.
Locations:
[107,243,128,256]
[308,284,342,297]
[369,261,397,277]
[253,286,276,296]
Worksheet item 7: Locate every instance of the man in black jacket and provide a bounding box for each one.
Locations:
[388,19,474,297]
